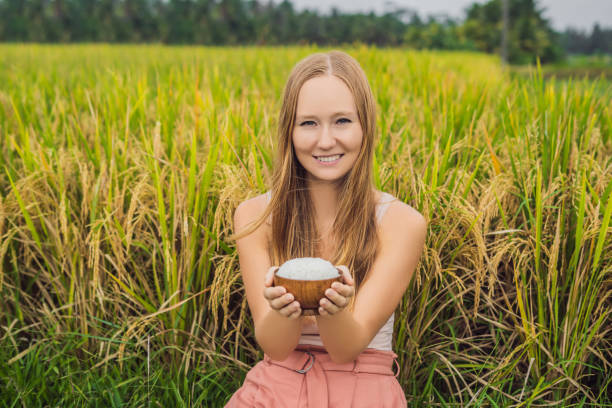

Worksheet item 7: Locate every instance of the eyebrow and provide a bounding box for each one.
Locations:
[296,111,355,121]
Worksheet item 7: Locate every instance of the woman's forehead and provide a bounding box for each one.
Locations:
[295,75,357,116]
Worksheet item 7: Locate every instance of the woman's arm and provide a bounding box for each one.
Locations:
[316,203,427,364]
[234,197,302,361]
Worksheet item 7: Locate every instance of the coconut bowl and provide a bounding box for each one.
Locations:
[272,266,343,316]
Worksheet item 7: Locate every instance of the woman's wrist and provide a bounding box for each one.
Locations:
[255,308,302,360]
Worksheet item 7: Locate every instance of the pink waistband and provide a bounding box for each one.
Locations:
[263,344,401,408]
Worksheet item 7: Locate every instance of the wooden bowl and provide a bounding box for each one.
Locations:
[273,266,342,316]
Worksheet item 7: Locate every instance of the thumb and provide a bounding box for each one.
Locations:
[337,265,354,285]
[265,266,278,287]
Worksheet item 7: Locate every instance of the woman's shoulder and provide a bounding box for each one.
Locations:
[235,192,269,216]
[375,190,427,234]
[233,192,273,237]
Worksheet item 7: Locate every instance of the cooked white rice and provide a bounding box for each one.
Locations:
[276,257,339,280]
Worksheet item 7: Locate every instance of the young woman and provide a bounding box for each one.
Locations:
[226,50,427,407]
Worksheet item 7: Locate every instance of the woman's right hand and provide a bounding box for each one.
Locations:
[263,266,302,319]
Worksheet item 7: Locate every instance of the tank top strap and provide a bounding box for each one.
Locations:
[263,190,272,225]
[376,192,396,223]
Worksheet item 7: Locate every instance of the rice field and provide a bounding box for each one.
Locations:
[0,44,610,406]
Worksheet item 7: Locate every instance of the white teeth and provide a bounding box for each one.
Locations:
[316,154,341,162]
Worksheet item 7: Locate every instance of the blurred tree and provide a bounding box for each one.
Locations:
[164,0,197,43]
[559,24,612,56]
[0,0,32,40]
[463,0,563,63]
[588,23,609,54]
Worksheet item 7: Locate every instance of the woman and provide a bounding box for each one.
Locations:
[226,50,427,407]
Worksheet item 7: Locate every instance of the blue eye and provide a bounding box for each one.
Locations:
[337,118,351,124]
[300,120,316,126]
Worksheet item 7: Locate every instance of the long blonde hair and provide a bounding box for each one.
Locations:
[231,50,379,302]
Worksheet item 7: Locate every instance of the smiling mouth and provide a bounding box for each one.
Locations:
[314,154,344,162]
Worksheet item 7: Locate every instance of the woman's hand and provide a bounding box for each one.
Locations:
[318,265,355,316]
[263,266,302,319]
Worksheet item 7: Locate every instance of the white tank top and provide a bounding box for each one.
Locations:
[264,190,397,351]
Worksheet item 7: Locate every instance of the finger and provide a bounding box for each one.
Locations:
[263,285,286,300]
[263,285,284,300]
[320,296,341,314]
[270,292,294,310]
[268,293,294,311]
[331,282,354,298]
[286,303,302,319]
[324,287,348,308]
[279,301,300,318]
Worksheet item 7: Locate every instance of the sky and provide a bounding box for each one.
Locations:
[281,0,612,31]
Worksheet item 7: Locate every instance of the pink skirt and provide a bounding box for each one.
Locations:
[225,344,407,407]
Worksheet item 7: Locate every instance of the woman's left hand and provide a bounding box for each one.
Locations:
[318,265,355,316]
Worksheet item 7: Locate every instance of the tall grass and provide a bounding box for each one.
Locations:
[0,44,610,406]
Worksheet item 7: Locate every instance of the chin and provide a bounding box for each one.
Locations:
[308,173,348,184]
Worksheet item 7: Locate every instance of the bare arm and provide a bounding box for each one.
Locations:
[234,197,303,361]
[316,204,427,363]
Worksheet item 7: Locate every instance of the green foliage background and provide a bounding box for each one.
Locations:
[3,0,611,63]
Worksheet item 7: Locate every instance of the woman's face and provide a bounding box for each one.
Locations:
[292,74,363,186]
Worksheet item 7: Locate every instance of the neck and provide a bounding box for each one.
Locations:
[307,180,342,224]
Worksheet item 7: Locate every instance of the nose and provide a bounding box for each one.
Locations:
[317,124,336,149]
